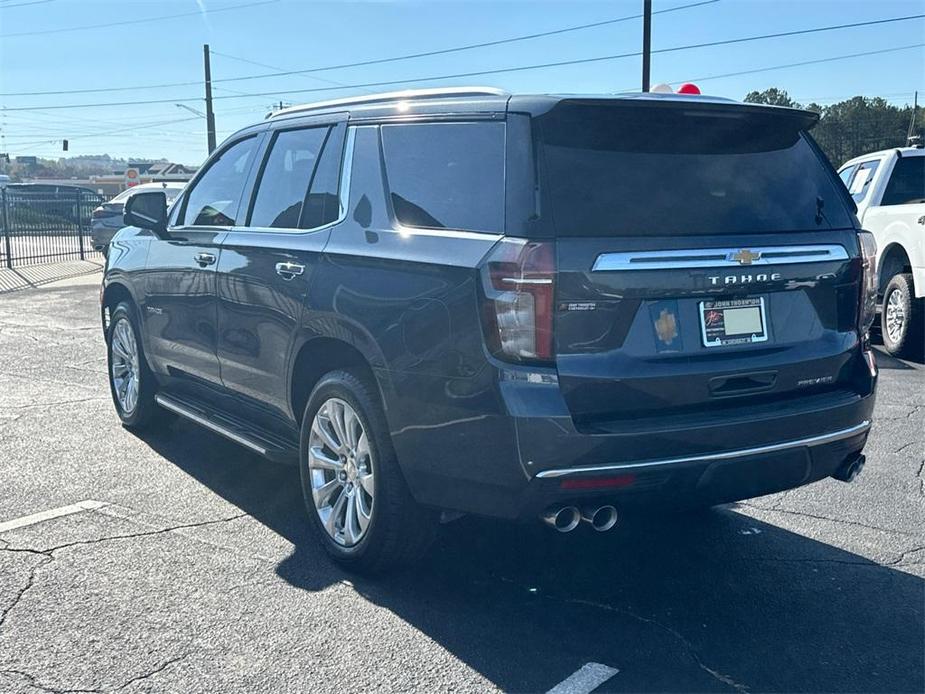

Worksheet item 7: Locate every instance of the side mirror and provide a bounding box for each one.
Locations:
[124,191,168,237]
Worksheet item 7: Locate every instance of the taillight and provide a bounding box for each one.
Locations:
[92,207,119,219]
[479,239,555,364]
[858,231,878,335]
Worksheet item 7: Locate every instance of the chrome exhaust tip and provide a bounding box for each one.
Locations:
[832,454,865,483]
[542,505,581,533]
[581,505,619,532]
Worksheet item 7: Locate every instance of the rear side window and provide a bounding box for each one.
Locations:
[881,156,925,206]
[846,160,879,203]
[381,122,504,233]
[249,127,330,229]
[536,103,854,236]
[182,136,258,226]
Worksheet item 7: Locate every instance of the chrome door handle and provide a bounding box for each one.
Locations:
[195,252,216,267]
[275,261,305,279]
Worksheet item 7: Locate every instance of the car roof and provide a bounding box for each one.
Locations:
[840,146,925,168]
[224,87,819,142]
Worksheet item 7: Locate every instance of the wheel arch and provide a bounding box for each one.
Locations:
[877,243,913,295]
[100,281,136,336]
[289,336,385,424]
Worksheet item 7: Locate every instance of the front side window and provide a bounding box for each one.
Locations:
[881,156,925,206]
[381,122,505,233]
[181,136,258,226]
[249,127,330,229]
[847,160,880,203]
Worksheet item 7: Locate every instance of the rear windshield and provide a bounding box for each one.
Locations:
[536,103,854,236]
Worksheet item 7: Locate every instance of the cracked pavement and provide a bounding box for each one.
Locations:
[0,272,922,693]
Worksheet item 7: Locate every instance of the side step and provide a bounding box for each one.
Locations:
[154,393,298,464]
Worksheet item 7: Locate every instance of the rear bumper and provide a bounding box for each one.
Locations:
[386,361,876,521]
[535,420,870,479]
[511,418,871,520]
[504,375,875,519]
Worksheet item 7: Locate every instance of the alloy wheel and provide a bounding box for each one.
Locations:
[110,317,140,415]
[885,288,906,343]
[308,397,375,547]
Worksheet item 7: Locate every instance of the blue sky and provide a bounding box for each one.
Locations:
[0,0,922,164]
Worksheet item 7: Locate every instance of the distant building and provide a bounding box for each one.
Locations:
[25,162,198,198]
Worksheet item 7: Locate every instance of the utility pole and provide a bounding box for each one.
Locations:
[641,0,652,92]
[907,90,919,145]
[203,44,217,154]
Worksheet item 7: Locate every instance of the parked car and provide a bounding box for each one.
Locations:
[101,87,877,573]
[5,183,104,228]
[91,182,185,254]
[838,147,925,358]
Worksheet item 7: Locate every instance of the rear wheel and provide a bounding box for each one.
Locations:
[299,370,436,573]
[106,302,164,429]
[881,273,924,359]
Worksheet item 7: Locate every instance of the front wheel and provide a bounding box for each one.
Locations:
[106,301,163,429]
[881,273,924,359]
[299,370,436,574]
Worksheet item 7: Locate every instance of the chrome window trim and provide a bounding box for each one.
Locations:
[591,244,850,271]
[534,421,871,479]
[224,125,356,237]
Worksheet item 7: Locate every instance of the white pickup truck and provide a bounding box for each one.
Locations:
[839,146,925,358]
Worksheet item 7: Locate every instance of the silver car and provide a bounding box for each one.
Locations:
[91,182,185,253]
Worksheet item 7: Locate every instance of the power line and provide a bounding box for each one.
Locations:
[0,0,718,97]
[3,30,923,113]
[4,116,204,149]
[167,42,925,107]
[0,0,58,9]
[209,10,925,88]
[682,44,925,86]
[210,50,372,94]
[0,0,278,38]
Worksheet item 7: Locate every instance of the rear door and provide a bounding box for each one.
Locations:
[216,116,347,425]
[144,134,262,390]
[532,100,866,427]
[863,154,925,297]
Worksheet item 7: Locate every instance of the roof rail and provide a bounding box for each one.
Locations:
[268,86,508,119]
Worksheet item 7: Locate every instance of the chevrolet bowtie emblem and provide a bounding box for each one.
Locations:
[729,249,761,265]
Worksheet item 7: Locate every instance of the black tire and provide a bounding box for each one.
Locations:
[106,301,164,429]
[299,370,436,574]
[880,273,924,359]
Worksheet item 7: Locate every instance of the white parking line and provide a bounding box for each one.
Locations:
[0,500,107,534]
[547,662,619,694]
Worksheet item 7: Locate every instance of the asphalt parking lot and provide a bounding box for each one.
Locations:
[0,273,922,694]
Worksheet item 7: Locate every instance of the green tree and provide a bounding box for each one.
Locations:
[743,88,923,166]
[744,88,800,108]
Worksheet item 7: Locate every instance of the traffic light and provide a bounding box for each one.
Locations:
[62,140,69,152]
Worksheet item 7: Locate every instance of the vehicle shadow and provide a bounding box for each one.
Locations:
[136,422,924,693]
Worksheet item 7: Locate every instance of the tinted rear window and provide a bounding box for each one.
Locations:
[381,122,504,233]
[536,103,854,236]
[882,156,925,206]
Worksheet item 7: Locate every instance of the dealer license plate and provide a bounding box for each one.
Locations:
[699,298,768,347]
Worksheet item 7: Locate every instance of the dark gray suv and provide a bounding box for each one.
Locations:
[102,87,878,573]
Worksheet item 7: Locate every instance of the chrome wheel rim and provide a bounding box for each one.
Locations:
[308,398,374,547]
[110,317,140,415]
[885,289,906,343]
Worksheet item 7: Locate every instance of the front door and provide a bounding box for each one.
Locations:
[217,119,347,425]
[143,134,263,391]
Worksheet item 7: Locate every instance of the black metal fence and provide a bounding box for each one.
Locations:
[0,187,104,269]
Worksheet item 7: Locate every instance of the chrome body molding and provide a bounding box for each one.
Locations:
[591,244,850,272]
[534,421,871,479]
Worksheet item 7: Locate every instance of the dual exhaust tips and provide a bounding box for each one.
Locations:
[542,504,619,533]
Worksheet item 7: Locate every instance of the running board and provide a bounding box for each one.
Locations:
[154,393,298,464]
